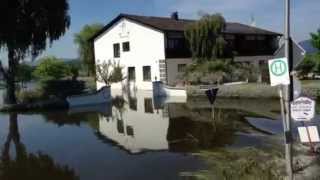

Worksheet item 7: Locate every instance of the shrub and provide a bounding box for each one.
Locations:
[33,56,69,80]
[17,90,44,104]
[184,60,259,85]
[40,79,85,98]
[67,64,80,80]
[16,63,34,83]
[96,60,125,86]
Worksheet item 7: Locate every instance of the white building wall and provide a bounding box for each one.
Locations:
[94,18,165,90]
[98,90,169,153]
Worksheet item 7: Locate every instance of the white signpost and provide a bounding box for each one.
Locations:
[268,57,290,86]
[291,97,315,122]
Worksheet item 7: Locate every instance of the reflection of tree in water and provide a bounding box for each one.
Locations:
[42,111,100,130]
[0,113,79,180]
[167,107,250,152]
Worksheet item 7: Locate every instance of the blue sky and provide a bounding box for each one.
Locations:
[1,0,319,62]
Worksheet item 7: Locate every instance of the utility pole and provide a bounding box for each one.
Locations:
[284,0,294,179]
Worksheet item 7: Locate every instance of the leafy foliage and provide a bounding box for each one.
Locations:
[16,89,44,104]
[296,55,317,78]
[67,64,80,81]
[0,0,70,104]
[311,28,320,51]
[184,14,226,62]
[184,60,258,85]
[74,24,104,76]
[33,56,69,80]
[40,80,85,98]
[16,63,34,83]
[96,60,125,86]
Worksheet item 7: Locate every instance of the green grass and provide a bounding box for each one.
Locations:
[185,148,284,180]
[188,80,320,99]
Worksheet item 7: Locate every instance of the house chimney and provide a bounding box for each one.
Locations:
[171,12,179,20]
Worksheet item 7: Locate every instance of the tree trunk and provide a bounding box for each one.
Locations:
[6,49,17,104]
[2,113,19,162]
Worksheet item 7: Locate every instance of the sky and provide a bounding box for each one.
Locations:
[0,0,319,63]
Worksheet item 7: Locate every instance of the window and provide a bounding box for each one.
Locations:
[177,64,186,72]
[245,35,255,41]
[143,66,151,81]
[117,120,124,134]
[257,36,266,41]
[225,34,235,40]
[113,43,120,57]
[128,67,135,81]
[144,98,154,113]
[129,97,137,111]
[123,41,130,52]
[167,39,179,49]
[126,126,134,137]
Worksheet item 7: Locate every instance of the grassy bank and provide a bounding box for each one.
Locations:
[187,80,320,99]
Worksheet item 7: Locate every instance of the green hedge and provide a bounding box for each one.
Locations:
[40,80,85,98]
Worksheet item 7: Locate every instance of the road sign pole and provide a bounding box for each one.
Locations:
[279,86,287,133]
[301,122,316,154]
[284,0,293,179]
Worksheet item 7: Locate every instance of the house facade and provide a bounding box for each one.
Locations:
[91,13,281,90]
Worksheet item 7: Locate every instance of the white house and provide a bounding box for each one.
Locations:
[91,13,281,90]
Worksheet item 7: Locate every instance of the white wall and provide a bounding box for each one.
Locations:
[94,18,165,90]
[99,90,169,153]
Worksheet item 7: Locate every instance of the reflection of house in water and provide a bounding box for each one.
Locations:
[97,90,272,154]
[98,91,171,154]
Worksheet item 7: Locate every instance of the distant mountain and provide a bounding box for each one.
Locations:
[299,40,319,54]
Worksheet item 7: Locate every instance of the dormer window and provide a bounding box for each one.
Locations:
[123,42,130,52]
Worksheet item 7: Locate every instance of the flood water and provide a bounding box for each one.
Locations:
[0,88,318,180]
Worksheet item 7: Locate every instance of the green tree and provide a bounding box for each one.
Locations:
[67,64,80,81]
[16,63,34,87]
[296,55,316,78]
[74,24,104,76]
[33,57,69,80]
[184,14,226,62]
[311,28,320,51]
[0,0,70,104]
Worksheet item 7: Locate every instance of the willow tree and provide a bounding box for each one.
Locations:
[74,24,103,76]
[1,113,79,180]
[0,0,70,104]
[185,14,226,62]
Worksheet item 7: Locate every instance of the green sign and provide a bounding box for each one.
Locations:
[268,57,290,86]
[270,59,287,76]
